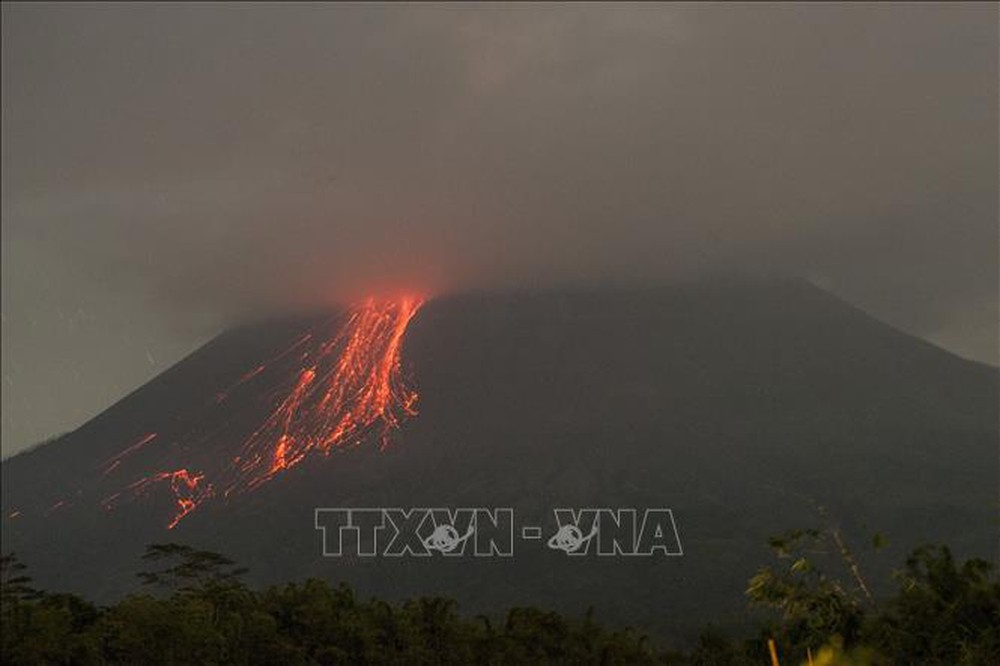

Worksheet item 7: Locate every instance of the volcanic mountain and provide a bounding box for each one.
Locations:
[2,280,997,640]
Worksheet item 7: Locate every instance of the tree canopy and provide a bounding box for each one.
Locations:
[2,533,998,665]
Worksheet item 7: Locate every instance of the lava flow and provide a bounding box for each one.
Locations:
[97,296,424,529]
[228,296,424,494]
[104,469,213,530]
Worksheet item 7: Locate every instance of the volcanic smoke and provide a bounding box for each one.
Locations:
[98,296,424,528]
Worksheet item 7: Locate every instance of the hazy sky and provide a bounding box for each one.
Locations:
[2,3,997,456]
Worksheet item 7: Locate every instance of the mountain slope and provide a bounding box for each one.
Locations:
[2,280,997,640]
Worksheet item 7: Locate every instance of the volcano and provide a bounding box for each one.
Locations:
[2,280,997,640]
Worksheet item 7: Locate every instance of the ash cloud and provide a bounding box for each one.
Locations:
[1,4,997,453]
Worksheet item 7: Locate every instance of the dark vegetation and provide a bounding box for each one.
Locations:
[3,528,998,665]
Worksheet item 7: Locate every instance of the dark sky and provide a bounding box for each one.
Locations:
[2,3,997,456]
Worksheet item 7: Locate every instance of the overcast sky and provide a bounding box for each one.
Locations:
[2,3,997,457]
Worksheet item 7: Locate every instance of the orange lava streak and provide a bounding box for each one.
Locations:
[90,296,423,529]
[99,432,158,476]
[230,296,423,494]
[215,332,313,403]
[104,468,213,530]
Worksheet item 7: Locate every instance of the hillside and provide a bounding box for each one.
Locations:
[2,280,996,640]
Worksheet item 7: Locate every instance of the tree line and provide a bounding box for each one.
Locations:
[2,527,998,665]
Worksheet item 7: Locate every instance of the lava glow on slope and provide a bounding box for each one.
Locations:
[229,295,424,494]
[103,468,210,530]
[97,296,424,529]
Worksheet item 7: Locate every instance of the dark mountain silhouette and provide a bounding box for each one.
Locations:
[2,280,996,641]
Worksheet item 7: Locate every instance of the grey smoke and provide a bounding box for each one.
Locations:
[2,3,997,455]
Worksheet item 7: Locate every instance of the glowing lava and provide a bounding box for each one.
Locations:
[96,296,424,529]
[102,468,212,529]
[228,296,424,494]
[99,432,158,476]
